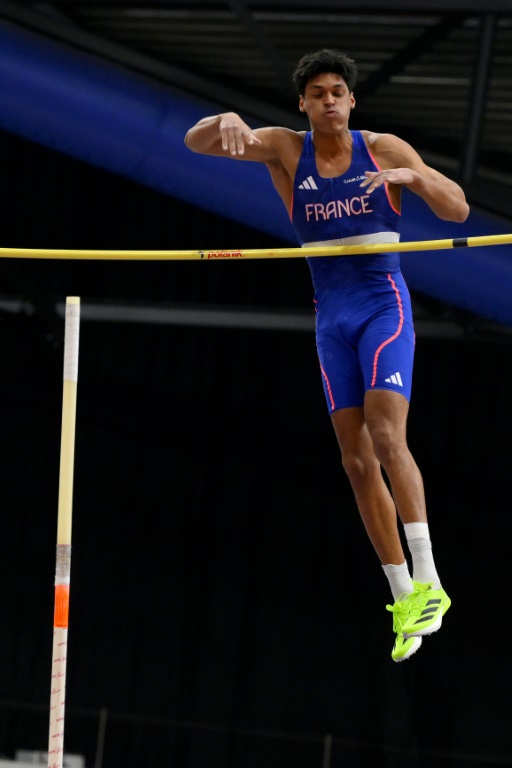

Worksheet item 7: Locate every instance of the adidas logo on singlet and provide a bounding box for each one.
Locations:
[298,175,318,190]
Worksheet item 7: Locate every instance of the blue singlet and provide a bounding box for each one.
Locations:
[291,130,415,411]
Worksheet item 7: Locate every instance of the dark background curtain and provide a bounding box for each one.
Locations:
[0,130,510,768]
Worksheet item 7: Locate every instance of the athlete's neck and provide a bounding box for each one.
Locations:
[311,128,353,178]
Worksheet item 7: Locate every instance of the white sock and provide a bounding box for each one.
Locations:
[404,522,441,589]
[382,561,413,602]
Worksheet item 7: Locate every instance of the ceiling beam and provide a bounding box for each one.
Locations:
[20,0,512,12]
[461,14,497,184]
[0,0,302,127]
[228,0,291,94]
[356,14,467,101]
[1,296,508,340]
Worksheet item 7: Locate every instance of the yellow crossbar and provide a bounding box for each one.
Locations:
[0,233,511,261]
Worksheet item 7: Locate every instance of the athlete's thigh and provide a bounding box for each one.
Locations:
[315,293,365,412]
[358,273,415,400]
[331,404,374,457]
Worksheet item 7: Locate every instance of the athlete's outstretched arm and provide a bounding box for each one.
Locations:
[185,112,260,156]
[361,133,469,223]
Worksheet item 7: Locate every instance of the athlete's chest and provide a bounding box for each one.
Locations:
[314,154,352,178]
[299,134,372,183]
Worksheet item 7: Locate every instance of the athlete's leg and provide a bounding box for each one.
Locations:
[363,388,451,630]
[330,405,405,565]
[363,389,427,525]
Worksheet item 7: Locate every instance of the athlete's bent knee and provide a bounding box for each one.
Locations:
[370,425,407,468]
[342,451,381,488]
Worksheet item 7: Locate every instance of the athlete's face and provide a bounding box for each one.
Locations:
[299,72,355,131]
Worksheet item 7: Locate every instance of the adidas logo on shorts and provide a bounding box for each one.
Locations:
[385,371,403,386]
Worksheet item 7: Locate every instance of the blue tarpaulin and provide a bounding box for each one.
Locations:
[1,19,511,325]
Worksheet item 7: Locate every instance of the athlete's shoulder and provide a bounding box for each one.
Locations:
[256,126,306,151]
[254,126,305,141]
[359,130,403,149]
[254,127,306,169]
[360,130,424,168]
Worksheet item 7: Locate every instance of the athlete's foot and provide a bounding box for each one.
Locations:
[391,632,422,662]
[400,581,451,637]
[387,593,424,662]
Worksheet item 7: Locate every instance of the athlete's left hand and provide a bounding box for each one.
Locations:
[360,168,416,193]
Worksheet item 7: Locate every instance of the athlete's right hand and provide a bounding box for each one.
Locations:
[219,113,261,156]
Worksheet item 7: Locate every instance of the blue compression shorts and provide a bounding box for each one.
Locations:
[314,270,415,412]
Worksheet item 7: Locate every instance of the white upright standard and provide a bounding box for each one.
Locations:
[48,297,80,768]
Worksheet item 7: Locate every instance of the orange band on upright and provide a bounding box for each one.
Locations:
[54,584,70,628]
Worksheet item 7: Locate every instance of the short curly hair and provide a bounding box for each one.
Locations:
[292,49,358,96]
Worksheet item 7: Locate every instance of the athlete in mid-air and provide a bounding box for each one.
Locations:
[185,49,469,661]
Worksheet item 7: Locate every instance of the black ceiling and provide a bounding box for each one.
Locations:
[2,0,512,220]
